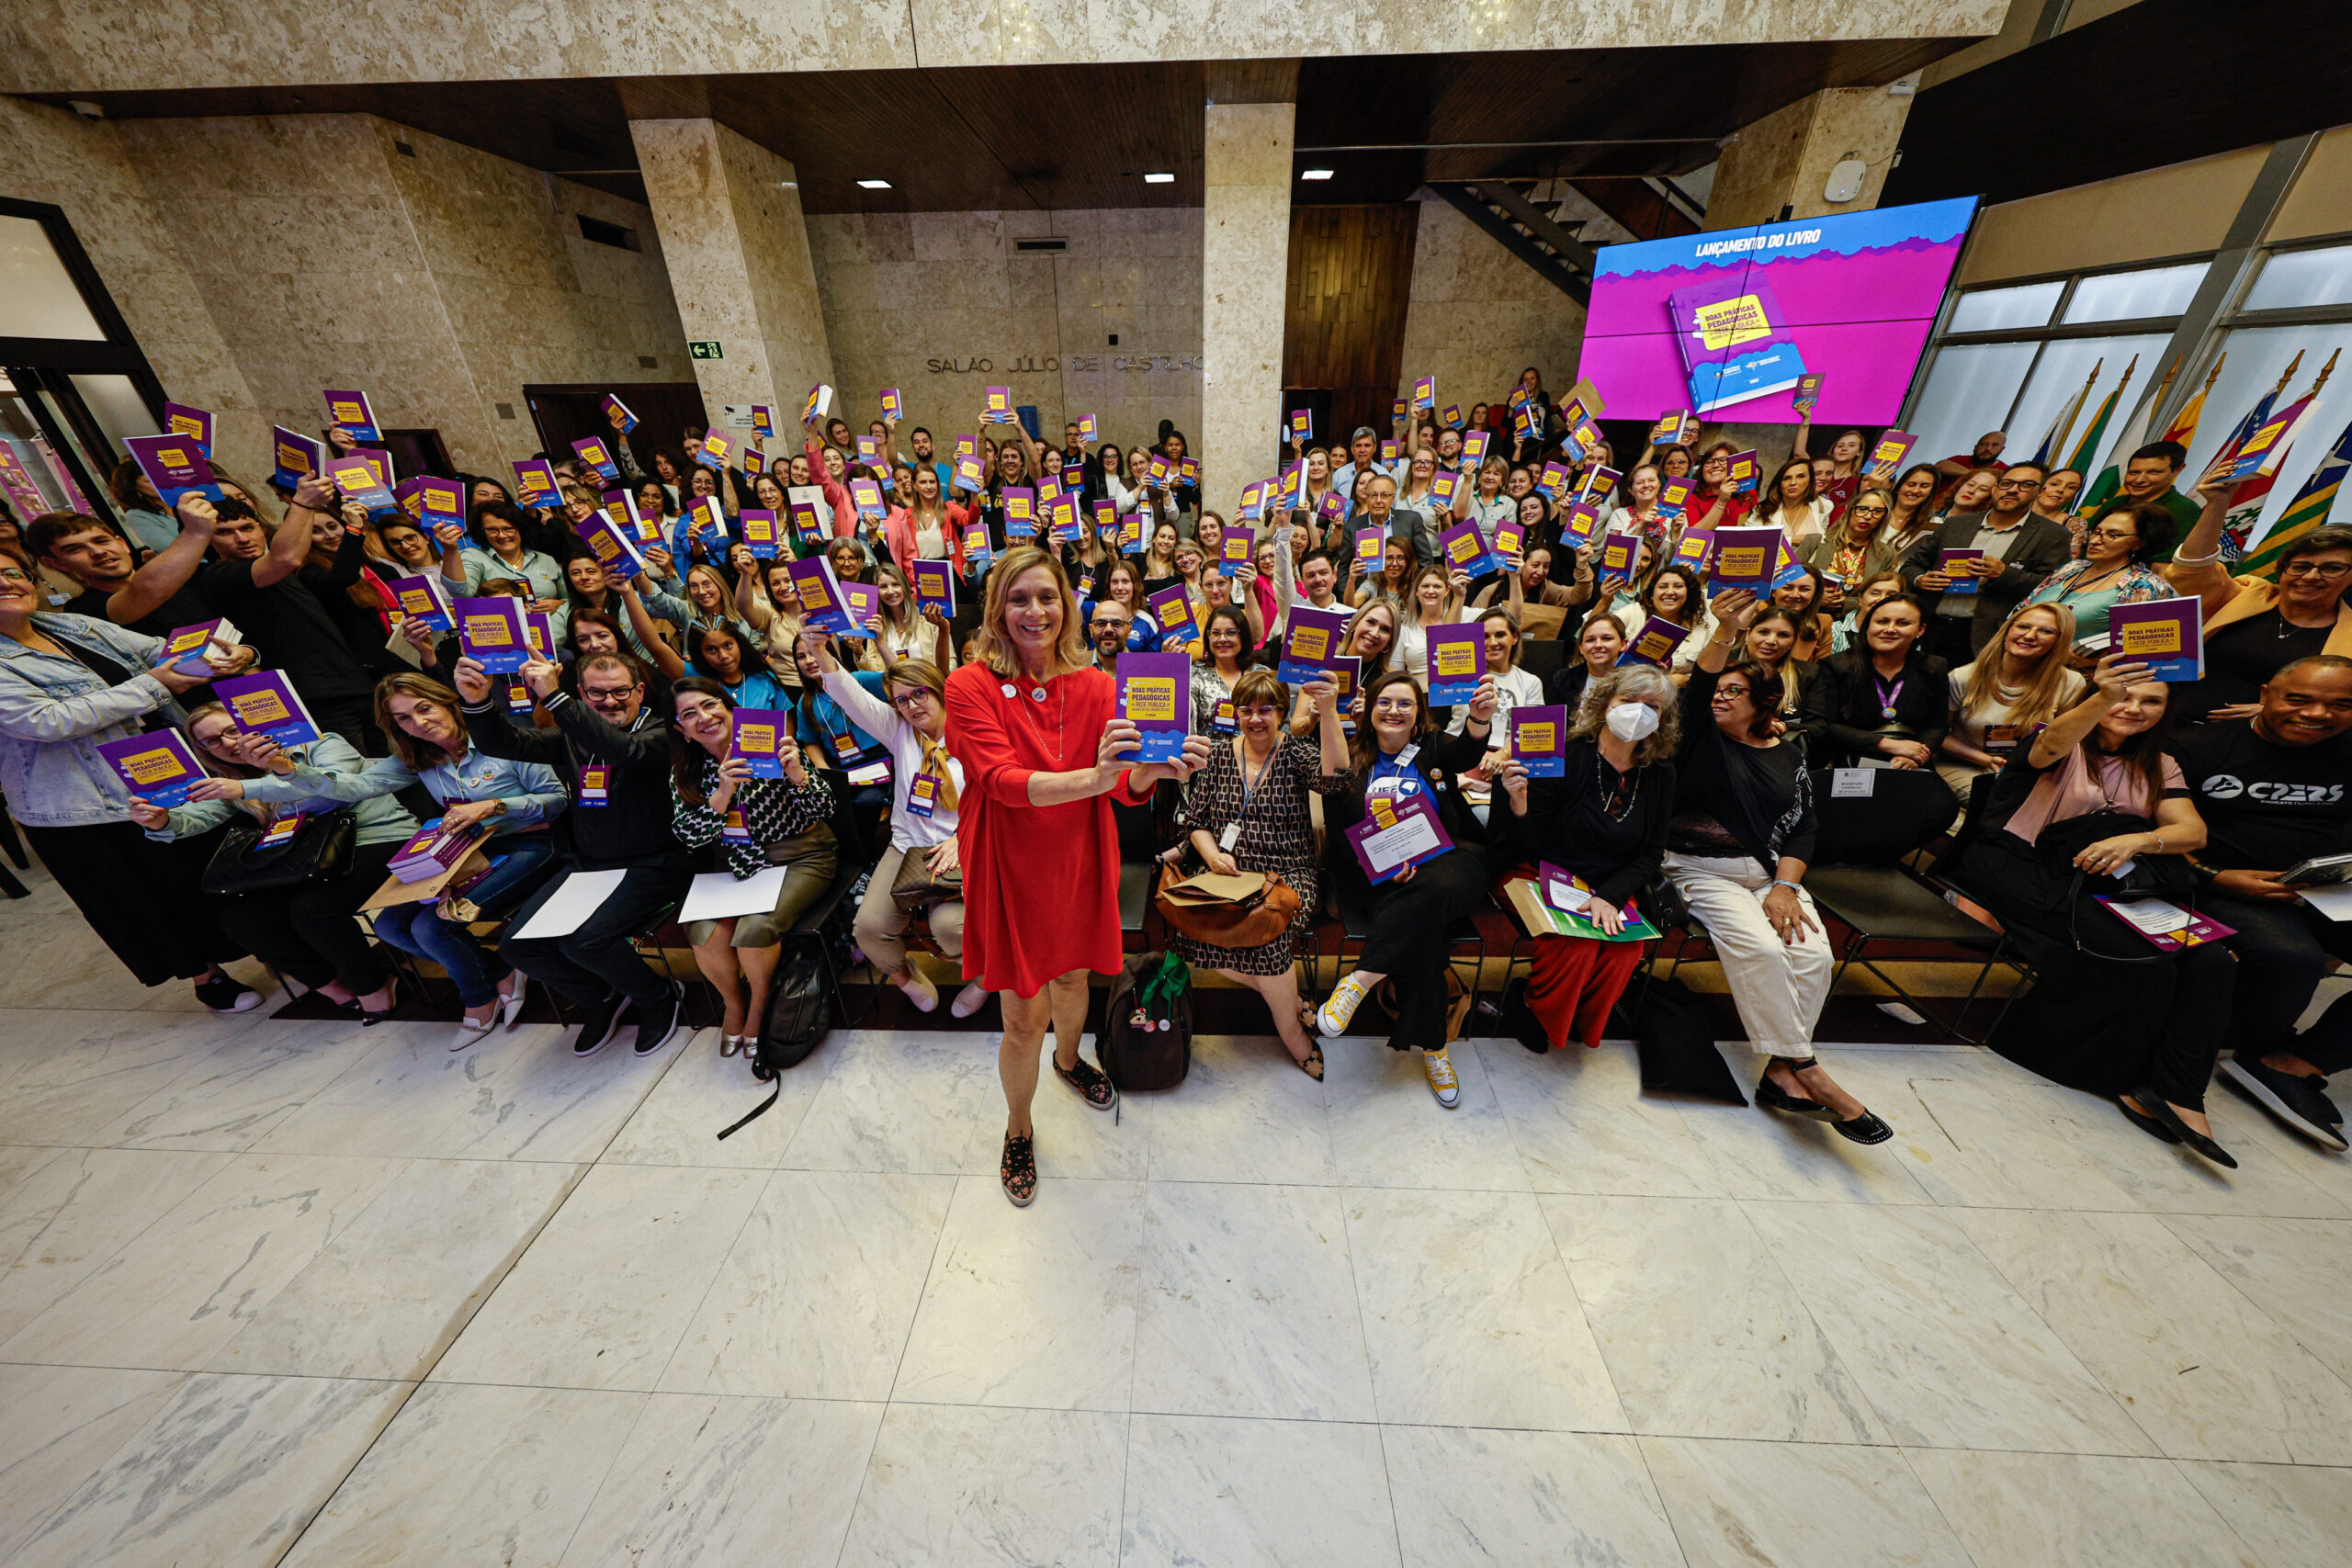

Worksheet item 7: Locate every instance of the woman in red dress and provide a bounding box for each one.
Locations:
[945,545,1210,1205]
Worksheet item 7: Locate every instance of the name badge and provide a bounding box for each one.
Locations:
[259,813,304,848]
[831,730,860,761]
[1077,575,1095,600]
[506,681,534,715]
[907,772,940,818]
[579,763,610,805]
[1218,822,1240,852]
[1212,699,1237,735]
[721,807,751,843]
[1984,723,2021,754]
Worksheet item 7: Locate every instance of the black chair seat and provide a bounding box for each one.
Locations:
[1120,861,1154,932]
[1804,865,2003,949]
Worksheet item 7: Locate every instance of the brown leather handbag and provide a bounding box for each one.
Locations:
[1155,863,1302,948]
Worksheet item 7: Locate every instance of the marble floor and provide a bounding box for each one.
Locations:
[3,863,2351,1565]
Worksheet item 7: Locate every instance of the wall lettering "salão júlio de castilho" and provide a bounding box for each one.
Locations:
[924,355,1202,374]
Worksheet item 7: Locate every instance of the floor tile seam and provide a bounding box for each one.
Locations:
[2143,1210,2352,1407]
[1887,1439,1992,1568]
[1527,1176,1644,1440]
[1712,1191,1901,1447]
[267,1035,696,1564]
[639,1161,798,1399]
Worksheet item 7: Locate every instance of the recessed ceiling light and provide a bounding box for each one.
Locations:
[1144,172,1174,184]
[856,178,891,190]
[1301,169,1335,181]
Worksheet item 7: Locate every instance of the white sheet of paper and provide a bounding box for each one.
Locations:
[1544,876,1589,911]
[2300,884,2352,922]
[1363,810,1442,874]
[510,868,628,940]
[680,865,788,922]
[2103,897,2193,936]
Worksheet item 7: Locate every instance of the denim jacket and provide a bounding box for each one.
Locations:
[0,614,183,829]
[241,741,568,835]
[149,734,421,848]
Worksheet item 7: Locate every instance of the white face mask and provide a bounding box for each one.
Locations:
[1605,701,1660,743]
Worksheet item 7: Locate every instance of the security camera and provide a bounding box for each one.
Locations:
[68,100,105,119]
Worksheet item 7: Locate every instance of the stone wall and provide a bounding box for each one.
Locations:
[1393,197,1586,419]
[804,207,1203,457]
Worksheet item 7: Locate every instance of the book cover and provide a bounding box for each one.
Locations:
[1077,412,1097,442]
[456,597,530,673]
[1238,480,1265,522]
[389,816,490,882]
[983,387,1013,422]
[997,485,1034,536]
[1347,791,1452,885]
[1938,547,1985,594]
[1354,526,1385,572]
[789,556,854,634]
[952,453,985,493]
[1327,654,1362,733]
[1510,705,1568,778]
[400,475,465,530]
[1537,461,1570,499]
[849,477,887,520]
[570,437,619,483]
[697,431,733,469]
[210,671,322,748]
[965,519,995,565]
[270,426,323,490]
[122,434,220,509]
[1562,501,1604,547]
[512,459,560,511]
[1393,398,1409,423]
[1049,495,1082,544]
[840,581,881,637]
[1668,276,1808,412]
[1709,525,1790,592]
[801,384,832,426]
[1320,490,1348,522]
[1148,584,1199,647]
[1379,439,1399,463]
[1148,454,1170,486]
[1119,514,1145,554]
[880,388,904,421]
[1657,475,1696,521]
[1290,410,1312,441]
[954,434,978,461]
[322,389,380,442]
[1865,429,1917,480]
[327,456,396,512]
[574,515,648,582]
[1092,498,1117,539]
[1493,517,1526,562]
[1793,373,1825,415]
[687,493,729,542]
[855,434,879,466]
[911,559,956,616]
[1529,863,1660,942]
[1413,376,1436,411]
[1438,518,1498,579]
[522,611,557,660]
[1039,474,1063,507]
[164,401,213,457]
[750,404,775,439]
[1425,622,1487,705]
[1278,605,1351,683]
[1598,530,1642,585]
[1114,650,1191,763]
[1219,525,1255,577]
[1462,430,1490,468]
[1579,466,1622,504]
[385,573,454,632]
[740,509,781,558]
[1674,530,1714,571]
[2107,595,2205,682]
[1441,403,1462,428]
[98,730,208,808]
[1727,449,1760,493]
[601,393,638,433]
[730,708,792,778]
[161,617,238,676]
[785,485,827,545]
[1619,614,1692,668]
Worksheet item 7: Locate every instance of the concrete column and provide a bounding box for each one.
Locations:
[1200,99,1295,516]
[1704,86,1913,231]
[628,118,834,423]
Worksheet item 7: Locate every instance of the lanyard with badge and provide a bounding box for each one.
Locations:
[578,761,610,807]
[1216,732,1281,852]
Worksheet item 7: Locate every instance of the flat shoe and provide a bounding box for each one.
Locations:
[1833,1110,1894,1145]
[1754,1069,1832,1121]
[2116,1094,2181,1145]
[2122,1087,2237,1169]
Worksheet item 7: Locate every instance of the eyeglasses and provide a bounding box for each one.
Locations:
[582,684,640,703]
[0,568,32,586]
[1237,705,1283,720]
[889,689,933,712]
[1993,477,2040,491]
[1849,503,1888,517]
[2281,559,2352,579]
[1715,684,1752,700]
[1371,698,1419,715]
[2086,526,2138,544]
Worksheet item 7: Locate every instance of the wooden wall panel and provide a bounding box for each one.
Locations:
[1282,204,1419,448]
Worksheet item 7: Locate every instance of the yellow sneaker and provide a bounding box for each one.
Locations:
[1317,974,1373,1038]
[1422,1045,1460,1109]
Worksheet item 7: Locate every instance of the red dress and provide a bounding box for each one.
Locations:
[945,661,1152,997]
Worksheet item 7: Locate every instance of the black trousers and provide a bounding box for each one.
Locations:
[220,839,400,996]
[499,856,694,1010]
[24,819,243,986]
[1349,845,1489,1051]
[2203,891,2352,1074]
[1927,611,1980,668]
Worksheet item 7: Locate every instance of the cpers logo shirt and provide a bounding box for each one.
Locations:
[2199,774,2345,804]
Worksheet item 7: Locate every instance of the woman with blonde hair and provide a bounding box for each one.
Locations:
[1939,602,2085,799]
[944,545,1210,1205]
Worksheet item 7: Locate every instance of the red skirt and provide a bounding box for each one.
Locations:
[1523,935,1650,1050]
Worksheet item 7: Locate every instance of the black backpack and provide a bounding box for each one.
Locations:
[1619,976,1747,1105]
[1099,952,1192,1091]
[716,942,833,1139]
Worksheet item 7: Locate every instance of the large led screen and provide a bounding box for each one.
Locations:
[1579,197,1979,425]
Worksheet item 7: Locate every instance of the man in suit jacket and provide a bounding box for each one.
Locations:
[1901,459,2073,663]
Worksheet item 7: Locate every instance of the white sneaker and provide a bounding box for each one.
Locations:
[1422,1046,1461,1109]
[951,982,990,1019]
[899,972,940,1013]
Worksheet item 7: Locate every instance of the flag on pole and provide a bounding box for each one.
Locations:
[2063,355,2136,477]
[2031,360,2100,468]
[2078,355,2195,518]
[2160,354,2227,449]
[2238,412,2352,579]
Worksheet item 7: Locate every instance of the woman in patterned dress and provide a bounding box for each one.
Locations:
[1176,666,1352,1077]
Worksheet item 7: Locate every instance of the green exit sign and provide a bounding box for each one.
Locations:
[688,340,724,360]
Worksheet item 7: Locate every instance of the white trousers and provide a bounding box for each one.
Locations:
[1664,852,1834,1057]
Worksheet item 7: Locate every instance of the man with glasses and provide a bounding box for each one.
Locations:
[1086,602,1132,671]
[1902,458,2071,664]
[454,649,693,1059]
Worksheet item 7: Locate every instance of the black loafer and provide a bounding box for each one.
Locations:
[1833,1110,1894,1145]
[1755,1069,1832,1121]
[2122,1088,2237,1169]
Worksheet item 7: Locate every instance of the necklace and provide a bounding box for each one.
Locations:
[1596,748,1640,821]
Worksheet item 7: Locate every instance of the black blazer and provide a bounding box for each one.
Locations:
[1900,512,2073,653]
[1803,648,1951,767]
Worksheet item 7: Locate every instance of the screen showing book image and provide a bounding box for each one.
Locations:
[1114,650,1191,763]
